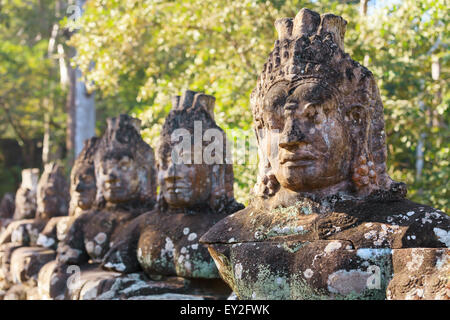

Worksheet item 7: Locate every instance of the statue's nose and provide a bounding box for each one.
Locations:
[279,118,305,150]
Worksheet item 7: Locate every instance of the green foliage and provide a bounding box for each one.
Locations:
[67,0,448,210]
[350,0,449,211]
[0,0,67,194]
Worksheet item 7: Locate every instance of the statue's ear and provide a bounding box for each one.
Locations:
[346,105,368,135]
[208,164,226,212]
[345,104,378,195]
[345,104,370,153]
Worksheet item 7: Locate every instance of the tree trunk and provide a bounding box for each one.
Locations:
[66,0,95,165]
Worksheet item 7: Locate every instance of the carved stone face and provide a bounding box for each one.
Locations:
[262,81,351,192]
[98,153,140,203]
[71,166,96,210]
[159,152,212,209]
[38,180,62,218]
[14,188,36,219]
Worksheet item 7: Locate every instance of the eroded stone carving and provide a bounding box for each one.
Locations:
[95,91,243,299]
[36,137,99,250]
[13,169,40,221]
[0,163,68,299]
[45,114,156,299]
[201,8,449,300]
[0,164,68,247]
[0,193,15,230]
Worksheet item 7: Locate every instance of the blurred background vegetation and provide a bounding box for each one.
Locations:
[0,0,448,211]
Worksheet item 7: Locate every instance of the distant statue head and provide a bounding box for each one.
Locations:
[69,137,98,216]
[0,193,15,220]
[94,114,157,206]
[36,163,69,220]
[157,90,239,214]
[252,8,402,200]
[13,168,40,220]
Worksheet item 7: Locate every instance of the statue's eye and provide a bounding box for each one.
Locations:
[265,83,288,110]
[263,83,288,130]
[304,103,318,118]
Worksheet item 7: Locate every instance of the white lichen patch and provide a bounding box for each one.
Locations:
[406,211,415,217]
[187,233,197,241]
[433,228,450,247]
[356,248,392,261]
[234,263,243,280]
[94,232,107,245]
[183,227,190,235]
[406,249,424,271]
[161,237,175,258]
[50,276,59,286]
[327,269,371,295]
[303,269,314,279]
[324,241,342,254]
[36,234,55,248]
[86,241,94,253]
[180,247,187,254]
[364,230,377,240]
[435,252,449,270]
[104,261,126,272]
[191,244,198,250]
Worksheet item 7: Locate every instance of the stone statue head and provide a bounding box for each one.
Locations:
[251,8,400,201]
[68,137,98,216]
[0,192,15,220]
[36,162,69,220]
[157,90,239,214]
[94,114,157,206]
[13,168,40,220]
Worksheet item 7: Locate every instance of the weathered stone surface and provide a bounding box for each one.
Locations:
[12,169,39,221]
[37,260,57,300]
[100,91,242,298]
[387,248,449,300]
[200,8,449,300]
[208,241,393,299]
[0,163,68,299]
[55,115,156,267]
[0,193,15,223]
[0,138,100,300]
[2,283,28,300]
[0,243,23,283]
[36,137,99,250]
[0,163,69,247]
[40,115,157,300]
[9,246,56,285]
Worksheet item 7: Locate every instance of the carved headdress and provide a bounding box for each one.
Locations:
[157,90,242,214]
[252,8,402,197]
[13,168,40,220]
[95,114,157,205]
[68,136,98,216]
[36,162,69,220]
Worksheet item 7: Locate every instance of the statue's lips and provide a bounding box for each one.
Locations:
[104,183,123,192]
[280,151,317,166]
[166,183,190,193]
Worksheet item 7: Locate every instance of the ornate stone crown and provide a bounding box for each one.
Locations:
[95,114,157,203]
[251,8,402,197]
